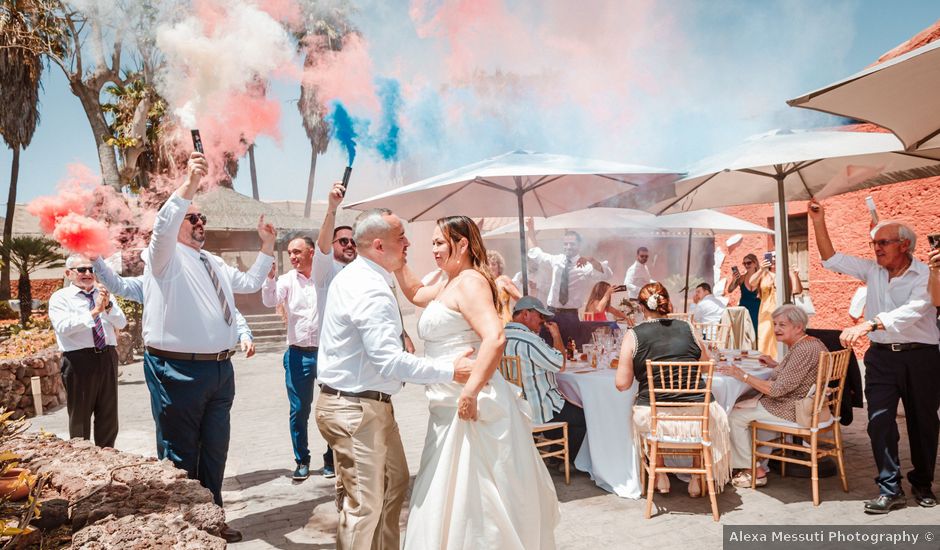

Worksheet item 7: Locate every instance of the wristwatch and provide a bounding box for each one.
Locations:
[868,319,879,332]
[742,372,750,382]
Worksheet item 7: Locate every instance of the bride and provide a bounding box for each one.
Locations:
[395,215,559,549]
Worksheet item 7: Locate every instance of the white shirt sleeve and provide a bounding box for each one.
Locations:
[222,252,274,293]
[350,284,454,384]
[148,193,190,278]
[101,297,127,330]
[876,274,936,335]
[260,275,284,308]
[93,257,144,303]
[48,292,96,335]
[527,247,554,266]
[822,253,876,283]
[313,247,335,288]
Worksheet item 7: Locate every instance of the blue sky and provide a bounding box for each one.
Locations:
[2,1,938,209]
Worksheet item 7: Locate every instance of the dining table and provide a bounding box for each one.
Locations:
[555,350,772,499]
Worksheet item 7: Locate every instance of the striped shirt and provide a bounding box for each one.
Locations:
[504,322,566,424]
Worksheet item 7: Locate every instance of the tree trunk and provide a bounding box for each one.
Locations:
[70,79,122,191]
[1,147,18,300]
[17,275,31,328]
[248,144,259,200]
[304,152,319,219]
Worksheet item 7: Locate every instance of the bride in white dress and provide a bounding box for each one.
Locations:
[395,215,559,549]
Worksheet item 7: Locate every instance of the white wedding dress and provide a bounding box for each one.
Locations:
[403,300,559,550]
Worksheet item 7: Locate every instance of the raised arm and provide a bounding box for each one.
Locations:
[317,183,344,255]
[808,199,835,261]
[149,153,207,277]
[525,217,539,251]
[92,257,144,303]
[929,250,940,306]
[455,274,507,421]
[395,264,445,308]
[789,267,804,296]
[224,216,276,293]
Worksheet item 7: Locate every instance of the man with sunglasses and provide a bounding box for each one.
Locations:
[810,199,939,513]
[49,254,127,448]
[141,151,275,543]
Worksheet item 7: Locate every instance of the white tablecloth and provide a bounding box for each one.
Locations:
[555,352,773,500]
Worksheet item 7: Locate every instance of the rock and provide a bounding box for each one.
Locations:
[31,498,69,530]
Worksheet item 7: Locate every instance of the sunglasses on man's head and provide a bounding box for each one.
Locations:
[184,213,207,225]
[333,237,356,247]
[72,267,94,274]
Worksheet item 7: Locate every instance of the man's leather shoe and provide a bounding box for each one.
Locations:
[292,463,310,480]
[219,523,243,543]
[864,493,906,514]
[912,486,937,508]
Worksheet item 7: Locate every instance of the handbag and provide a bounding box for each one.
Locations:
[795,384,831,427]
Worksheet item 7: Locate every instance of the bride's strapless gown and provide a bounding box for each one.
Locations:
[403,301,559,550]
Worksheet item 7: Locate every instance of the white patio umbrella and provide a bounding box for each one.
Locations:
[484,208,772,310]
[609,129,940,301]
[346,150,684,290]
[787,39,940,151]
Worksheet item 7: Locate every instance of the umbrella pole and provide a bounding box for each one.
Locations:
[775,175,793,304]
[516,189,529,296]
[684,227,692,313]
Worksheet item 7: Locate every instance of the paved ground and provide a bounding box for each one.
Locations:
[29,352,938,549]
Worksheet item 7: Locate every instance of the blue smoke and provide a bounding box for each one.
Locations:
[375,78,403,161]
[330,102,358,165]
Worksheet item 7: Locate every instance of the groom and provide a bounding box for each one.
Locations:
[315,207,473,550]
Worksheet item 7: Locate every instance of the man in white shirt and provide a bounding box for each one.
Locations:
[141,152,275,543]
[48,254,127,448]
[691,283,726,324]
[525,218,613,342]
[624,246,654,300]
[315,208,472,550]
[810,199,939,513]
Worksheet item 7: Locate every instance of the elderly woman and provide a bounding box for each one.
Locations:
[615,283,729,497]
[486,250,522,324]
[719,304,827,488]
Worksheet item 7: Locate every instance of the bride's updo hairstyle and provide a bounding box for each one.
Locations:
[436,215,499,310]
[637,282,671,316]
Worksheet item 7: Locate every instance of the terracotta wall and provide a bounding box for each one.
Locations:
[718,176,940,334]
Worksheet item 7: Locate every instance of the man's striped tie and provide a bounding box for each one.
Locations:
[200,252,233,326]
[80,291,107,350]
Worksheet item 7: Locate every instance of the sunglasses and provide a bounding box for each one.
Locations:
[333,237,356,247]
[742,260,755,265]
[184,213,207,225]
[869,239,902,249]
[72,267,94,274]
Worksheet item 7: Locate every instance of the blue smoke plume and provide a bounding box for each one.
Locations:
[330,102,358,165]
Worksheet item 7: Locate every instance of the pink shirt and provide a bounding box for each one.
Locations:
[262,270,321,347]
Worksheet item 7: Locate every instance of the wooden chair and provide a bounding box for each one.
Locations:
[667,312,693,322]
[640,360,720,521]
[500,355,570,484]
[750,348,851,506]
[694,322,731,349]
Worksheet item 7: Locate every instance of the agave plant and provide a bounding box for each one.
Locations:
[0,237,64,327]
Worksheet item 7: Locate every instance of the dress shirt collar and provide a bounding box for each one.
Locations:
[356,255,395,286]
[69,284,97,297]
[506,321,532,333]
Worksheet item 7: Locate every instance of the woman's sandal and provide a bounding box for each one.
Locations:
[655,473,671,494]
[731,470,768,488]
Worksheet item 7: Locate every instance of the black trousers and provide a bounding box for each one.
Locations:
[61,346,119,448]
[864,345,940,496]
[549,400,587,463]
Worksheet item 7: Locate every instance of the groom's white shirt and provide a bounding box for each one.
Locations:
[317,256,454,394]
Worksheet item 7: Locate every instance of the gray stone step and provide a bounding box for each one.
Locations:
[251,328,287,338]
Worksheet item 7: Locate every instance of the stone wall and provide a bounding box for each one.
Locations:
[7,434,226,548]
[0,347,67,419]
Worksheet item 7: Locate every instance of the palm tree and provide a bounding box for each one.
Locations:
[297,17,349,218]
[0,236,64,327]
[0,0,51,300]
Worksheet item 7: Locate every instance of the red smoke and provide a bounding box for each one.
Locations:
[52,213,113,258]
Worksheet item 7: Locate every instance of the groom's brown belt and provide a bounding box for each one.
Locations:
[320,385,392,403]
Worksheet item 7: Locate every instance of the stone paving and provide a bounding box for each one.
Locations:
[30,352,938,549]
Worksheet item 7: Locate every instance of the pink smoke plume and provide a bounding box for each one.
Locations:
[52,213,114,258]
[27,163,145,257]
[303,32,380,113]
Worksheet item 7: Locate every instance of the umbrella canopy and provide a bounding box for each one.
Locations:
[614,129,940,301]
[346,150,684,290]
[787,39,940,151]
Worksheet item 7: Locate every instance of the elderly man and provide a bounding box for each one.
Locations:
[315,208,472,549]
[810,199,939,513]
[142,152,275,542]
[691,282,726,324]
[525,217,612,342]
[624,246,654,300]
[48,255,127,448]
[504,296,586,461]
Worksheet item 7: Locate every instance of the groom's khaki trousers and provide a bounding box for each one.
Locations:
[316,392,409,550]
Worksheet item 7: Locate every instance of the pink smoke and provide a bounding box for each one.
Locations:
[250,0,302,29]
[52,213,114,258]
[303,33,380,113]
[26,164,98,233]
